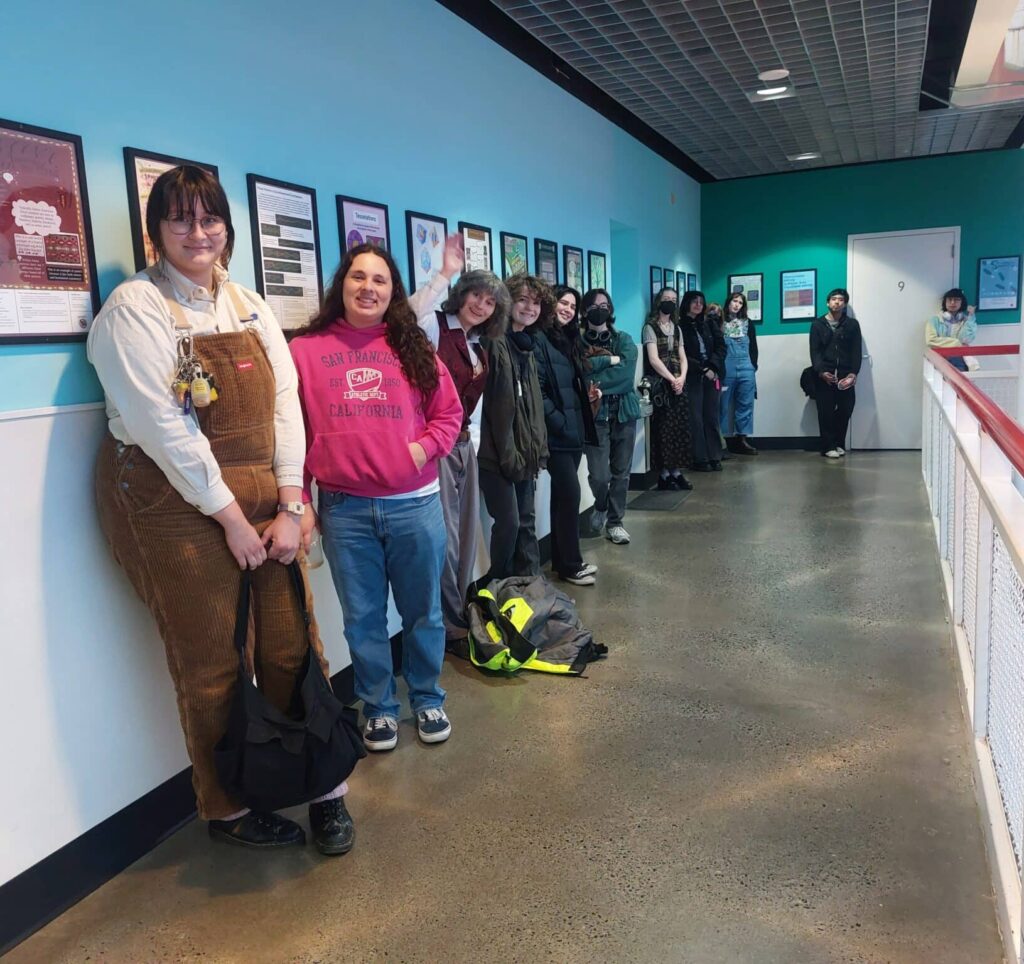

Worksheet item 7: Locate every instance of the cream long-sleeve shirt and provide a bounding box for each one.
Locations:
[87,260,304,515]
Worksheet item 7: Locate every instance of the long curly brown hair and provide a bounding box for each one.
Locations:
[299,243,439,399]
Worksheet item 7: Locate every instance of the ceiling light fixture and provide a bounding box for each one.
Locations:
[747,82,796,103]
[757,68,790,82]
[756,85,789,96]
[787,152,821,161]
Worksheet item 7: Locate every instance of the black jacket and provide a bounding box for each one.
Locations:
[478,332,549,481]
[680,314,726,381]
[533,330,598,453]
[809,313,862,379]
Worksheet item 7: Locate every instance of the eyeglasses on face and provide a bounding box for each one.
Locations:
[163,215,227,237]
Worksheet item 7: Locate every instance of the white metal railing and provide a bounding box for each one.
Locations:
[923,346,1024,964]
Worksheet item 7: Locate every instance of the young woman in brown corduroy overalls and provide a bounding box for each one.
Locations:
[87,166,355,855]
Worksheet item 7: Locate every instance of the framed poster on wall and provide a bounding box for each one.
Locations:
[563,245,584,292]
[728,272,763,322]
[337,194,390,252]
[406,210,448,301]
[780,268,817,321]
[246,174,323,332]
[977,255,1021,311]
[0,117,100,343]
[535,238,558,285]
[687,273,697,292]
[650,266,663,305]
[588,250,607,291]
[673,271,683,293]
[459,221,492,273]
[124,147,219,271]
[663,266,674,289]
[500,231,528,279]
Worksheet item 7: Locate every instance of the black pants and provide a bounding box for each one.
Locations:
[815,383,856,453]
[686,375,722,465]
[479,468,539,581]
[547,449,583,576]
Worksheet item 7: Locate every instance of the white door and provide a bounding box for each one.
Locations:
[847,227,959,449]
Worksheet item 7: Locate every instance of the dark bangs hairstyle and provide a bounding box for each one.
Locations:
[942,287,967,311]
[300,243,439,399]
[581,288,616,324]
[647,286,679,324]
[680,289,706,320]
[506,273,555,327]
[725,290,749,319]
[145,165,235,265]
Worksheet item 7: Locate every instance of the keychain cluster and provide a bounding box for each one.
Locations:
[172,333,219,414]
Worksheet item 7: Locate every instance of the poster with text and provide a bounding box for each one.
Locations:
[977,255,1021,311]
[535,238,557,285]
[564,245,584,292]
[459,221,492,273]
[124,148,219,271]
[406,210,448,307]
[728,272,763,322]
[781,268,817,320]
[588,250,606,291]
[501,232,528,279]
[337,195,390,251]
[0,120,99,341]
[247,175,323,331]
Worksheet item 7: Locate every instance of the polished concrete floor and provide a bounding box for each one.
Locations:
[11,453,1003,963]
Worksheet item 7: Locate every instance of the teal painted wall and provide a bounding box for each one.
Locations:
[0,0,700,413]
[701,150,1024,335]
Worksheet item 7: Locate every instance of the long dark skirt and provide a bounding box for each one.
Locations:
[650,385,693,471]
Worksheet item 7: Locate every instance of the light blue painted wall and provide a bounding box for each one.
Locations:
[0,0,700,413]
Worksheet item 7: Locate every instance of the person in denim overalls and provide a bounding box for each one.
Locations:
[718,292,759,456]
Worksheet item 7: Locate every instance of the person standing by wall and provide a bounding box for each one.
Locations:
[679,290,725,472]
[642,287,693,490]
[534,285,600,585]
[809,287,862,458]
[581,289,641,545]
[291,244,463,753]
[718,291,759,455]
[88,166,355,855]
[926,288,977,372]
[478,274,549,580]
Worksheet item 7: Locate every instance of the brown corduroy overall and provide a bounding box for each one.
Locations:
[95,277,328,819]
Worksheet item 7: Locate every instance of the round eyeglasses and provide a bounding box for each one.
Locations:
[163,215,227,237]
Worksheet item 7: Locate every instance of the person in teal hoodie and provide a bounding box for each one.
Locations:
[580,288,641,545]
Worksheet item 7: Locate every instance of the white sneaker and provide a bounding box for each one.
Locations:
[836,447,846,456]
[562,569,596,586]
[824,449,842,459]
[416,707,451,744]
[606,525,631,544]
[579,562,599,577]
[363,715,399,751]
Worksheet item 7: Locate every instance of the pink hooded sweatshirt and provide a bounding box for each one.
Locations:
[290,319,462,500]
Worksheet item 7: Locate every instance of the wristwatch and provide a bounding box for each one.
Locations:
[277,501,306,517]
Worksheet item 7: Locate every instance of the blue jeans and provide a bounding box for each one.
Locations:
[719,336,756,436]
[319,489,446,720]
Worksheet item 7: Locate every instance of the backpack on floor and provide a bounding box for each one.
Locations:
[458,575,607,675]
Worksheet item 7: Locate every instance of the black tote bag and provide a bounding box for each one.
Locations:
[214,561,365,812]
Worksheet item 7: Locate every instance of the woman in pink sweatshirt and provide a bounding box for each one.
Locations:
[290,244,462,752]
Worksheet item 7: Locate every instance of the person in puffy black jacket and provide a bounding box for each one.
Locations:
[534,285,599,586]
[679,290,726,471]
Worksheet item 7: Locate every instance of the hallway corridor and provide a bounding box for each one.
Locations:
[10,453,1002,963]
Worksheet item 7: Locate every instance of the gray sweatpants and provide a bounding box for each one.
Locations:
[437,437,480,639]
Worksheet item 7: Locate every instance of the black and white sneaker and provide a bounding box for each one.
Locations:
[416,707,452,744]
[363,715,398,751]
[562,569,596,586]
[579,562,599,577]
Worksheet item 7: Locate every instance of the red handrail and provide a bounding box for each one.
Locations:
[925,346,1024,478]
[931,344,1020,357]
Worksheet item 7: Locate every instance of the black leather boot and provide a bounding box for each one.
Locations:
[309,797,356,855]
[736,436,758,455]
[208,811,306,849]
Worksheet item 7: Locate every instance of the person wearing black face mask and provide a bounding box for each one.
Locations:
[642,287,693,490]
[580,288,641,545]
[679,290,726,471]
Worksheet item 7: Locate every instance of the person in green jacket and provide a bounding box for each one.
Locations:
[580,288,641,545]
